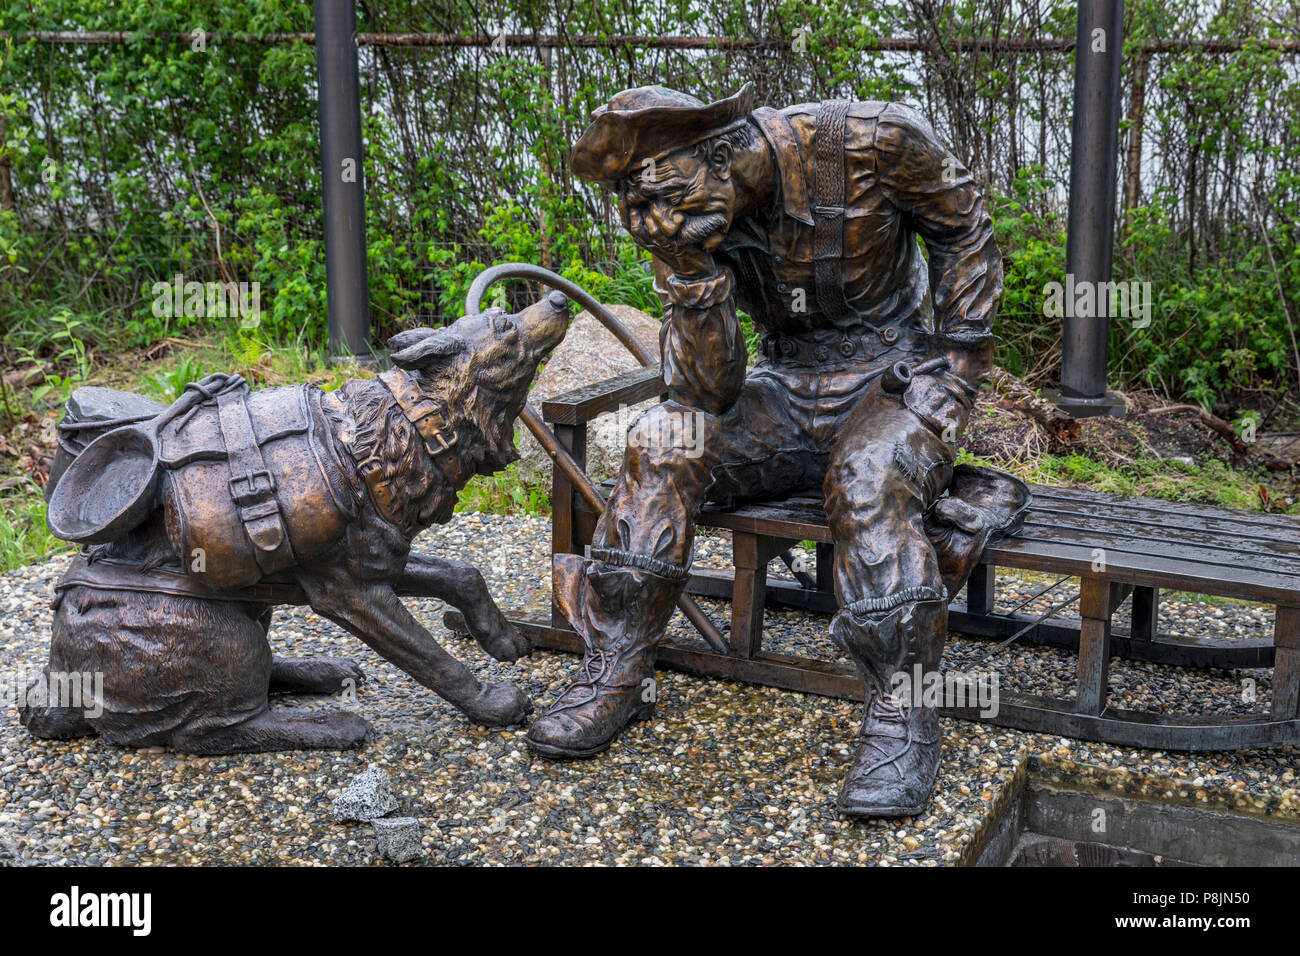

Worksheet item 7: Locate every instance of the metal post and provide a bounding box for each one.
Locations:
[315,0,372,361]
[1053,0,1126,418]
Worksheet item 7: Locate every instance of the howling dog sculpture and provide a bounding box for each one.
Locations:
[23,293,570,754]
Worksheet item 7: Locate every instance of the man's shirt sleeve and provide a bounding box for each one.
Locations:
[873,103,1003,351]
[652,257,747,416]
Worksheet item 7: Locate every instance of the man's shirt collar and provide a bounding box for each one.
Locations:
[752,106,815,227]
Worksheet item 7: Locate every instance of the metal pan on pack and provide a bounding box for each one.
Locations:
[46,373,243,545]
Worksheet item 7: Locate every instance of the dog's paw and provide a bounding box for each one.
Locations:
[270,656,367,696]
[332,658,368,688]
[462,680,533,728]
[479,621,532,663]
[444,611,533,663]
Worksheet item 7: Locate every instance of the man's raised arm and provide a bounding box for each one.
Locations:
[652,255,748,417]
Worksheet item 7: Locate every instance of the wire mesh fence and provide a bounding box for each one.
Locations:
[2,1,1298,399]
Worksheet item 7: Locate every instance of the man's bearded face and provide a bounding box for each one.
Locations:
[616,144,737,259]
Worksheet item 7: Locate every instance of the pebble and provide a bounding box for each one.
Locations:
[372,817,423,863]
[331,768,400,822]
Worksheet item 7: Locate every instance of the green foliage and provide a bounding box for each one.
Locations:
[992,167,1067,380]
[1,0,1297,421]
[144,354,206,402]
[13,309,92,409]
[0,483,70,573]
[455,462,551,517]
[1108,200,1296,409]
[991,167,1300,412]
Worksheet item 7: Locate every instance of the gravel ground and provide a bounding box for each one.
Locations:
[0,512,1295,866]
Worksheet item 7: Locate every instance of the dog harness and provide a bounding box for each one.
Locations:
[347,368,459,529]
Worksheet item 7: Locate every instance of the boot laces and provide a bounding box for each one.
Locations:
[557,645,610,710]
[853,692,919,781]
[872,692,909,724]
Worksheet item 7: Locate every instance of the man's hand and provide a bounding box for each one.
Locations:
[902,342,992,441]
[653,245,717,283]
[625,220,717,282]
[618,195,721,281]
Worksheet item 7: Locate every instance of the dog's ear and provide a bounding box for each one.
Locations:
[391,331,466,372]
[387,327,439,352]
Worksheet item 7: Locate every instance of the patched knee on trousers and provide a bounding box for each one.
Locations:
[626,403,711,467]
[893,442,921,484]
[892,442,952,503]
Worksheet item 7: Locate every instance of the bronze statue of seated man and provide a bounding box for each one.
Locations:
[527,83,1025,818]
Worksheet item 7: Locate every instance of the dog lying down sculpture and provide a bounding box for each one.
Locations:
[22,293,570,754]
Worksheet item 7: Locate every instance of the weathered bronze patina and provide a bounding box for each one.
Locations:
[529,83,1027,817]
[26,295,570,754]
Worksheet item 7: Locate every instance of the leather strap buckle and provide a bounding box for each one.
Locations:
[215,387,295,568]
[409,406,457,454]
[228,468,276,506]
[379,368,458,457]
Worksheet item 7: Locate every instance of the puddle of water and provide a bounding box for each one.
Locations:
[970,761,1300,867]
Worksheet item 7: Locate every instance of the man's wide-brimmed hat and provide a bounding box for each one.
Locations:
[570,83,756,186]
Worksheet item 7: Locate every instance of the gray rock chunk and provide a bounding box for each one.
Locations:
[331,768,399,822]
[373,816,423,863]
[517,304,662,489]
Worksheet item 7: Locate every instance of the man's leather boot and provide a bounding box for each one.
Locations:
[829,590,948,818]
[526,552,684,758]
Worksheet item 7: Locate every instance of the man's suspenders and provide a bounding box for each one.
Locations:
[812,100,859,325]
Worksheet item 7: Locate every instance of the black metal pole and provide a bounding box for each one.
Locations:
[315,0,371,360]
[1058,0,1125,417]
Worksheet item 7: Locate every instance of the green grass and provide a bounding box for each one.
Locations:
[455,462,551,517]
[0,482,72,573]
[955,448,1276,512]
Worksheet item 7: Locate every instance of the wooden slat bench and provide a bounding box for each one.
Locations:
[503,365,1300,751]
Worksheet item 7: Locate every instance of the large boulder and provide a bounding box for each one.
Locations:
[517,304,662,490]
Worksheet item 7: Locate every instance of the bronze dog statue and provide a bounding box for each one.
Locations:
[22,293,570,754]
